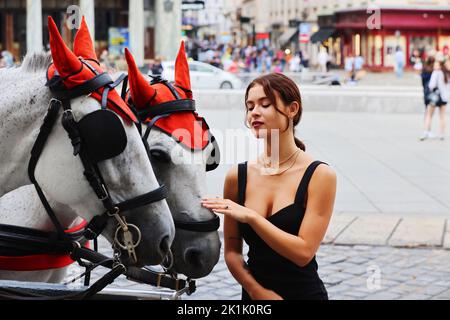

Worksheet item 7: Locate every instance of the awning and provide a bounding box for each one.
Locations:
[310,28,336,44]
[278,27,298,46]
[256,32,270,40]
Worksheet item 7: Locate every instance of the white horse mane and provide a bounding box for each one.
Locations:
[20,52,52,73]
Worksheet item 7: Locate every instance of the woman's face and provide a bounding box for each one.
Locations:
[246,84,289,139]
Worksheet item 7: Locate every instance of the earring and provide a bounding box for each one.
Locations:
[289,117,294,127]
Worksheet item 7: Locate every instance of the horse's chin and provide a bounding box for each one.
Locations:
[171,231,221,279]
[172,262,214,279]
[119,249,166,268]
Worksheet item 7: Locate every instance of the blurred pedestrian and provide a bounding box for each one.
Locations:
[289,53,301,72]
[420,56,436,140]
[420,57,436,140]
[300,50,309,69]
[424,58,450,140]
[317,47,329,73]
[264,52,272,73]
[1,50,14,68]
[411,49,423,73]
[395,46,405,78]
[227,57,240,74]
[273,59,283,73]
[151,57,164,75]
[354,54,365,81]
[344,53,355,82]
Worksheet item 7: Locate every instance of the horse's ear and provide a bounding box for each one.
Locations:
[73,16,98,62]
[48,16,82,78]
[174,41,192,93]
[125,48,156,109]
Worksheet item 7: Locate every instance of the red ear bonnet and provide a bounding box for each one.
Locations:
[47,16,136,122]
[174,41,192,98]
[126,43,208,150]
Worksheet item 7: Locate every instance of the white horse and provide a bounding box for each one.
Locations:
[124,47,221,279]
[0,50,174,282]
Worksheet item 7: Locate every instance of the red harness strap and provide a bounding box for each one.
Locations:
[0,220,90,271]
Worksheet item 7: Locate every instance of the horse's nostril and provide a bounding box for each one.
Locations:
[184,248,203,268]
[159,235,171,256]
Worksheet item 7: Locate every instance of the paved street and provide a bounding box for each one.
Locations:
[186,238,450,300]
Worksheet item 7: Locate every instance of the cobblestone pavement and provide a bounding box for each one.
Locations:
[65,236,450,300]
[186,243,450,300]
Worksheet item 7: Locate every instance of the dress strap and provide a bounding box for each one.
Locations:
[294,161,328,204]
[237,162,248,206]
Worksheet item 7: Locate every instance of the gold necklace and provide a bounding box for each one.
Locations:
[260,149,301,176]
[261,148,300,168]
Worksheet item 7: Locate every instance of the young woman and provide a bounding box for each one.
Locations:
[202,73,337,300]
[420,56,436,140]
[426,58,450,140]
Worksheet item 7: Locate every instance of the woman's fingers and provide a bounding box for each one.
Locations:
[202,203,228,209]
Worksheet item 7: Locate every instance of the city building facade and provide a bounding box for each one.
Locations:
[225,0,450,69]
[0,0,182,65]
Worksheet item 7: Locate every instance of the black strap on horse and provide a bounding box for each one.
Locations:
[0,262,126,300]
[27,97,168,243]
[36,59,168,241]
[71,246,196,294]
[123,75,221,235]
[0,246,195,300]
[0,224,84,256]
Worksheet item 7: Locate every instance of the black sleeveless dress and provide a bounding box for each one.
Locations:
[237,161,328,300]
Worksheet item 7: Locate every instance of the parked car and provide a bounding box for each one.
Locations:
[151,60,243,90]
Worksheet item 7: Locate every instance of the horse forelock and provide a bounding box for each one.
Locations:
[21,52,52,73]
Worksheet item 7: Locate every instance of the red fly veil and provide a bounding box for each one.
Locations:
[125,43,209,150]
[46,16,137,123]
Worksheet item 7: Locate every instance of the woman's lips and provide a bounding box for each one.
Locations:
[252,121,264,128]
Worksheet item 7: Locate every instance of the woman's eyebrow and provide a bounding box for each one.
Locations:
[246,96,269,103]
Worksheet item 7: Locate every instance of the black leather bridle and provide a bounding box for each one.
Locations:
[125,75,221,235]
[0,59,168,265]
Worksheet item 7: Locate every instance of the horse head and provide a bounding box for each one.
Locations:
[33,17,175,267]
[125,45,221,278]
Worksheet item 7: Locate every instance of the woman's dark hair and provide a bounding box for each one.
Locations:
[440,60,450,84]
[245,73,305,151]
[423,56,435,73]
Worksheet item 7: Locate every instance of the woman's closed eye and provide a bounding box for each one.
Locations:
[246,103,271,111]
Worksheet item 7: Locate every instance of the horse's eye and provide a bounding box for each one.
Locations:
[149,149,170,163]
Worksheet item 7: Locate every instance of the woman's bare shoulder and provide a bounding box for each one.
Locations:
[225,165,239,184]
[224,165,240,201]
[310,162,337,187]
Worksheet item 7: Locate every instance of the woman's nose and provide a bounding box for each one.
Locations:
[251,106,262,115]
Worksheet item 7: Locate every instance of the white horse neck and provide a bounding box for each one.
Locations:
[0,185,79,284]
[0,185,81,232]
[0,59,53,196]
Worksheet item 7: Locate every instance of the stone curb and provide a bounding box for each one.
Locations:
[327,213,450,249]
